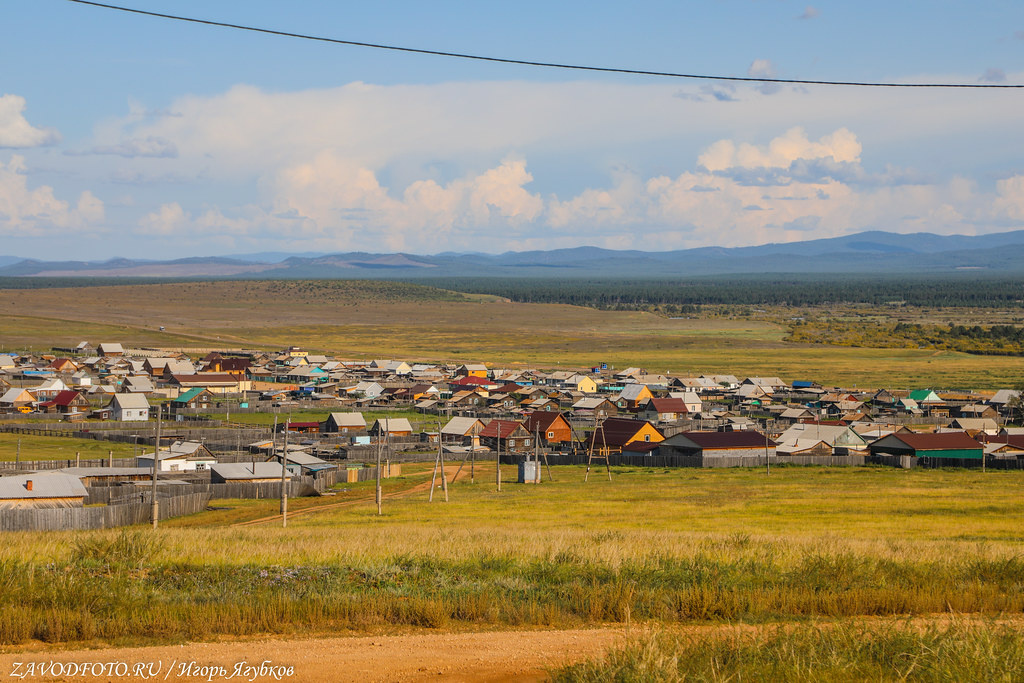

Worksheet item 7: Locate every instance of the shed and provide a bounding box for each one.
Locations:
[869,431,983,467]
[0,473,88,509]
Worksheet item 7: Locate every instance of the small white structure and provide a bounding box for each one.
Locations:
[108,393,151,421]
[137,441,216,472]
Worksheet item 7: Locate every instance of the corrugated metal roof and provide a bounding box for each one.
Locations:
[893,432,981,451]
[0,473,87,499]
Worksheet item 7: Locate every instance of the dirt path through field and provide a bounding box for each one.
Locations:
[0,627,627,682]
[233,463,465,527]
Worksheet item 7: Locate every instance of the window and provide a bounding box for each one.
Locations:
[548,431,554,438]
[644,434,651,442]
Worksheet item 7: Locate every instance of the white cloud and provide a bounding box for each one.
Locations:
[799,6,820,20]
[748,59,782,95]
[0,155,104,235]
[698,127,861,172]
[0,95,60,148]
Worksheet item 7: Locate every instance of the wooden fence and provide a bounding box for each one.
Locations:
[508,453,866,468]
[0,492,212,532]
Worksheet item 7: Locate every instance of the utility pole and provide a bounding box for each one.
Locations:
[280,418,289,527]
[496,423,502,492]
[375,421,383,515]
[765,419,771,476]
[151,403,161,529]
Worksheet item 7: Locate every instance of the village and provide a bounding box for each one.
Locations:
[0,340,1022,529]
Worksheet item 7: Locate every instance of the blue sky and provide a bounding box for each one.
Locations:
[2,1,1024,258]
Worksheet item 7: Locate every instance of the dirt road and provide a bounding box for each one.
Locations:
[0,627,625,682]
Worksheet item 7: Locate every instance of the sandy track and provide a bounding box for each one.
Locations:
[233,464,465,527]
[0,628,626,682]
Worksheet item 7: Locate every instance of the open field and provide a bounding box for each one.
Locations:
[1,280,1021,387]
[4,466,1024,651]
[0,433,142,462]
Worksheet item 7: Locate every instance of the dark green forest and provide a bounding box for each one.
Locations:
[413,276,1024,309]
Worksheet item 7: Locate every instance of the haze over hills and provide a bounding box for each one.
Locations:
[2,230,1024,279]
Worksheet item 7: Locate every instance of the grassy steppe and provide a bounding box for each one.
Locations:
[3,466,1024,648]
[0,280,1021,387]
[0,433,142,462]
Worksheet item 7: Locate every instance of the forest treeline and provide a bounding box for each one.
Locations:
[413,276,1024,309]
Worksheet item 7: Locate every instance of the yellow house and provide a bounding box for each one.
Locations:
[457,364,489,378]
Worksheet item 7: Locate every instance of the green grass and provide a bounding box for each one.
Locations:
[5,467,1024,647]
[552,622,1024,682]
[0,433,142,462]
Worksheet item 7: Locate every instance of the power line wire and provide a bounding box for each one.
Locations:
[64,0,1024,89]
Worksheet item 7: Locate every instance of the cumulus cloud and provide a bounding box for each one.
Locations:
[271,155,544,251]
[698,127,861,172]
[0,155,103,235]
[0,95,60,148]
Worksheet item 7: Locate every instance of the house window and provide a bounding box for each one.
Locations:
[644,434,651,442]
[547,431,554,438]
[509,440,516,448]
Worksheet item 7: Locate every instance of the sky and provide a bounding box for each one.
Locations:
[2,0,1024,259]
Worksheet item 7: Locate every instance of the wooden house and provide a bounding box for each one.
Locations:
[588,417,664,454]
[369,418,414,438]
[322,412,367,433]
[37,390,90,416]
[169,388,216,413]
[523,412,573,447]
[479,419,532,452]
[211,462,289,484]
[869,431,983,467]
[661,431,775,460]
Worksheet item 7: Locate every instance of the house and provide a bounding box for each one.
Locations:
[661,431,776,461]
[523,412,574,447]
[137,441,216,472]
[270,451,335,476]
[37,390,90,416]
[170,373,248,395]
[169,388,216,413]
[615,384,654,409]
[869,431,983,466]
[122,376,156,394]
[108,393,150,421]
[456,364,489,378]
[949,418,1000,436]
[0,473,88,509]
[211,462,289,484]
[957,404,999,420]
[588,417,664,454]
[638,397,690,422]
[775,422,870,456]
[440,416,486,444]
[322,412,367,433]
[97,343,124,357]
[369,418,414,438]
[0,387,37,412]
[33,378,70,400]
[571,397,618,419]
[479,419,532,452]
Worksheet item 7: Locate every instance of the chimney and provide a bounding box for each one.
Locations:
[25,480,33,492]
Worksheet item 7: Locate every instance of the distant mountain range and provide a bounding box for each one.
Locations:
[2,230,1024,279]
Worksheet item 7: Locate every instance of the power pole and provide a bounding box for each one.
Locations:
[496,423,502,492]
[280,418,289,527]
[375,420,384,515]
[151,403,161,529]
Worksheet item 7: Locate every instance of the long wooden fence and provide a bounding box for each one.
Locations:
[0,492,212,532]
[507,453,866,468]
